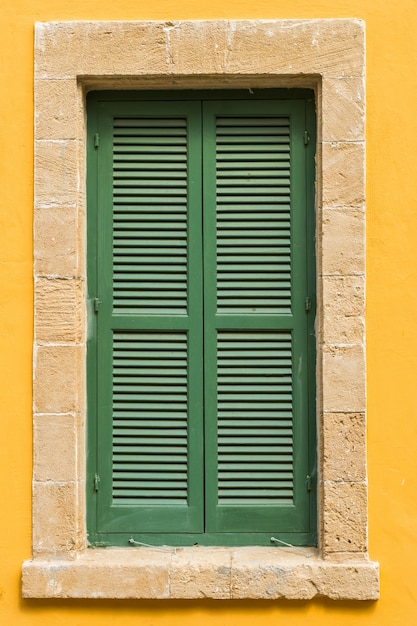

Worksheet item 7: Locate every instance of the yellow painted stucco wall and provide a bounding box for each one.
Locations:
[1,0,416,623]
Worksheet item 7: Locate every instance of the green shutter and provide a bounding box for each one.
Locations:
[203,101,311,533]
[92,101,204,534]
[87,91,316,545]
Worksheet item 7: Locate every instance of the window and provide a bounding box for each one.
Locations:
[24,19,379,600]
[87,91,316,547]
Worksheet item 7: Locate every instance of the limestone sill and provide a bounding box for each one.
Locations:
[22,547,379,600]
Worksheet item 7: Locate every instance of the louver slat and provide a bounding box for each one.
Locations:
[216,115,291,314]
[112,117,188,314]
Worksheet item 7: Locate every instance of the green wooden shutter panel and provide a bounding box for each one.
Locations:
[94,101,203,535]
[203,100,310,533]
[88,92,315,545]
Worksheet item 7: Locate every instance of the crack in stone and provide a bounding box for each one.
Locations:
[163,22,181,73]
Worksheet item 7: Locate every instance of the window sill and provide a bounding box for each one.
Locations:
[22,547,379,600]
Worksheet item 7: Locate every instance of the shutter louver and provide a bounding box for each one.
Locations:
[112,332,188,503]
[216,116,291,314]
[217,331,293,503]
[112,117,188,314]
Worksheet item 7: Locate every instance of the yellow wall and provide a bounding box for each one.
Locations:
[1,0,417,623]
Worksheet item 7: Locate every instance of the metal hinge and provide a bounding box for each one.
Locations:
[94,297,101,313]
[304,130,310,146]
[306,475,312,491]
[305,296,312,311]
[94,133,100,148]
[94,473,101,492]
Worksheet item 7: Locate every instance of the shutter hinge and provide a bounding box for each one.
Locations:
[306,475,312,491]
[94,297,101,313]
[94,133,100,148]
[304,130,310,146]
[305,296,312,312]
[94,473,101,492]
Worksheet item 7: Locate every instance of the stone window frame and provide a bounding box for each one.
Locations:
[23,19,379,600]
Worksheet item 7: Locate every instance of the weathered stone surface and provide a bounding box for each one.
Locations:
[33,414,77,482]
[322,142,365,207]
[35,20,364,81]
[166,21,229,75]
[225,20,364,78]
[34,345,83,414]
[322,275,365,344]
[35,140,78,207]
[35,277,83,343]
[35,22,168,79]
[321,207,365,276]
[323,482,368,553]
[322,344,366,412]
[35,79,80,140]
[323,413,366,482]
[34,207,79,277]
[24,548,171,598]
[32,482,78,555]
[22,547,379,599]
[170,548,232,598]
[321,77,365,142]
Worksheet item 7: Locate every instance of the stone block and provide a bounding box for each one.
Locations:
[313,561,379,600]
[323,481,367,553]
[35,21,168,79]
[322,274,365,344]
[22,564,52,598]
[322,77,365,142]
[34,345,83,414]
[35,278,83,343]
[32,482,78,554]
[225,20,365,77]
[323,413,366,482]
[35,79,80,140]
[321,207,365,276]
[35,140,78,207]
[34,207,78,277]
[322,344,366,413]
[33,414,77,482]
[322,142,365,207]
